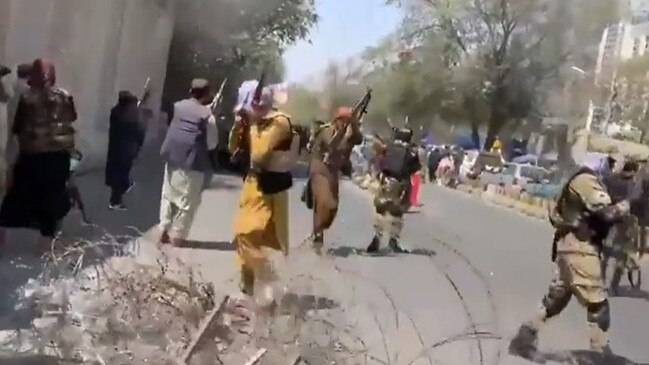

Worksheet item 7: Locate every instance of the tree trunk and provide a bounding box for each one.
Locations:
[484,131,496,152]
[470,122,481,150]
[484,112,506,151]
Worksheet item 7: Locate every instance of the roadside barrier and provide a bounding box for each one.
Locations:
[352,174,552,221]
[463,183,551,221]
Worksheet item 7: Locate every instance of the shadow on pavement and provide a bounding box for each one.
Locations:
[612,286,649,301]
[327,245,436,258]
[279,292,340,316]
[0,140,165,332]
[180,240,235,251]
[522,349,645,365]
[509,336,647,365]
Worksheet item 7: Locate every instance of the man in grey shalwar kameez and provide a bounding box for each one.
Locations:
[158,79,218,246]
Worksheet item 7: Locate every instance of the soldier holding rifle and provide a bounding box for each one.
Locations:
[157,78,220,247]
[230,74,301,299]
[366,125,420,253]
[302,90,369,255]
[510,159,632,358]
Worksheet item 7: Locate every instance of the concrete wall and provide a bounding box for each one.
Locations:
[0,0,175,170]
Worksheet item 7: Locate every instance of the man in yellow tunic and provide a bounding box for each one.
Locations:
[229,83,298,299]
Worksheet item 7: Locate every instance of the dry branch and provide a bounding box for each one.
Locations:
[179,295,230,364]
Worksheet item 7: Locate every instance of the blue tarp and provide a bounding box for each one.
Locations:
[453,134,481,149]
[421,131,435,146]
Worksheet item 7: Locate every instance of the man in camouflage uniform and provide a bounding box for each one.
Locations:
[510,162,630,358]
[602,160,641,294]
[305,109,362,255]
[632,157,649,255]
[366,127,420,254]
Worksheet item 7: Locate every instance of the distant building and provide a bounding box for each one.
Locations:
[619,21,649,59]
[595,5,649,85]
[595,23,625,85]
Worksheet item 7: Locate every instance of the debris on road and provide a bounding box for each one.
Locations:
[5,238,370,365]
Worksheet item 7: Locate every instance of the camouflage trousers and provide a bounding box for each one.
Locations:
[602,216,640,275]
[372,176,406,240]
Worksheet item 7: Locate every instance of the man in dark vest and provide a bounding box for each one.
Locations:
[157,79,218,247]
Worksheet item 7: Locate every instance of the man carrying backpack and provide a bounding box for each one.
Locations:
[367,127,421,253]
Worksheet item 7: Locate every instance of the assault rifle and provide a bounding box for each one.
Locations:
[209,78,227,114]
[68,150,91,224]
[326,88,372,152]
[137,77,151,107]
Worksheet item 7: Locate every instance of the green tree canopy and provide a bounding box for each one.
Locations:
[164,0,318,112]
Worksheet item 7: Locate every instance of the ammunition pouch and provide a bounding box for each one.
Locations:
[550,218,599,262]
[255,170,293,195]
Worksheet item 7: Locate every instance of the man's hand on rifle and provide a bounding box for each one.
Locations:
[323,152,332,166]
[343,124,355,140]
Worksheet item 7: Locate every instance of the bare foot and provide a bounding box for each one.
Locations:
[228,296,257,335]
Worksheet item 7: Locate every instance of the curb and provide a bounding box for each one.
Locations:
[351,174,552,221]
[459,183,552,221]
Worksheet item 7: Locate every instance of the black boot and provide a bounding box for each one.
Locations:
[366,235,380,253]
[509,322,539,360]
[389,238,405,253]
[628,268,642,289]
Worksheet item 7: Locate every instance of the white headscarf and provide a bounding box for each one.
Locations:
[235,80,278,113]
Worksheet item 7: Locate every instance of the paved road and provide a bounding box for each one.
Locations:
[1,139,648,364]
[139,175,648,365]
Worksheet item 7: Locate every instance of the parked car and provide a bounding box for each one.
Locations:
[524,170,565,199]
[480,162,517,186]
[516,165,551,188]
